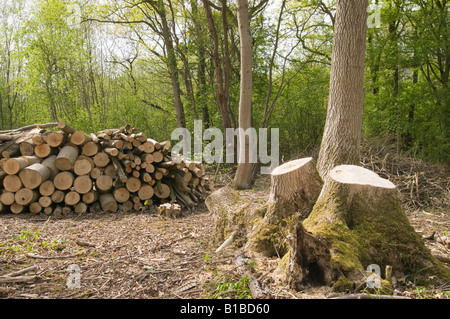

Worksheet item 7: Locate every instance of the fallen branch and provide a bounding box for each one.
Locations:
[27,253,81,259]
[328,293,411,300]
[0,275,48,284]
[4,265,37,277]
[434,254,450,264]
[0,122,58,134]
[215,231,236,253]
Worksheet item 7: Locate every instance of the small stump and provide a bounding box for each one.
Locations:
[246,158,323,256]
[158,203,182,218]
[205,186,254,249]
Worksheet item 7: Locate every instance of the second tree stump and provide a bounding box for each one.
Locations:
[246,158,323,256]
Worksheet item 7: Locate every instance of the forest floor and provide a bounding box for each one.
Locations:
[0,149,449,300]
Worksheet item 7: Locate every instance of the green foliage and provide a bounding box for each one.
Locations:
[1,229,41,253]
[0,0,448,165]
[363,0,450,164]
[204,272,253,299]
[0,228,68,256]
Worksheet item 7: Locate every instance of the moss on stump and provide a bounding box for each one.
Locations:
[290,165,450,289]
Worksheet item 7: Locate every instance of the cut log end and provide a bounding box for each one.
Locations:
[1,123,214,216]
[329,165,396,189]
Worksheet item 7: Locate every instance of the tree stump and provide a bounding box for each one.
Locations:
[284,165,450,290]
[205,186,254,249]
[246,158,323,256]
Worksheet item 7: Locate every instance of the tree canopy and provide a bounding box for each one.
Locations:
[1,0,449,165]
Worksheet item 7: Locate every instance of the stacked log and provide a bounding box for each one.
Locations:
[0,122,213,216]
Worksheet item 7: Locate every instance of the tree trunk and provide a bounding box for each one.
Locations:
[93,151,110,168]
[57,121,76,134]
[73,175,93,194]
[316,0,369,180]
[70,130,92,146]
[82,141,99,157]
[73,155,94,176]
[10,203,24,214]
[82,190,98,205]
[233,0,254,190]
[19,140,35,156]
[157,0,186,128]
[3,175,22,192]
[3,155,40,175]
[34,143,55,158]
[96,175,113,192]
[15,188,38,206]
[138,184,154,201]
[1,192,15,206]
[51,190,65,204]
[113,187,130,203]
[47,131,68,147]
[201,0,235,130]
[41,155,58,179]
[74,202,88,214]
[38,196,52,208]
[65,191,81,206]
[39,180,55,197]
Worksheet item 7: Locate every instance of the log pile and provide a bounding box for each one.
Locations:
[0,122,213,216]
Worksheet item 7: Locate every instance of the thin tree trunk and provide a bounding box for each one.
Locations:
[157,0,186,128]
[201,0,235,130]
[168,0,198,121]
[261,0,286,128]
[221,0,231,122]
[190,0,210,129]
[233,0,253,190]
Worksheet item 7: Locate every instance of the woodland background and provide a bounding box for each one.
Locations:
[0,0,449,165]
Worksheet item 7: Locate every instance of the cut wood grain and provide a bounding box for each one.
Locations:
[1,122,213,216]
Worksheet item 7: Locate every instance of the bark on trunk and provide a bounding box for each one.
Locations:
[18,163,51,189]
[99,193,118,213]
[157,0,186,128]
[233,0,254,190]
[201,0,235,130]
[3,155,40,175]
[55,144,79,171]
[317,0,369,180]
